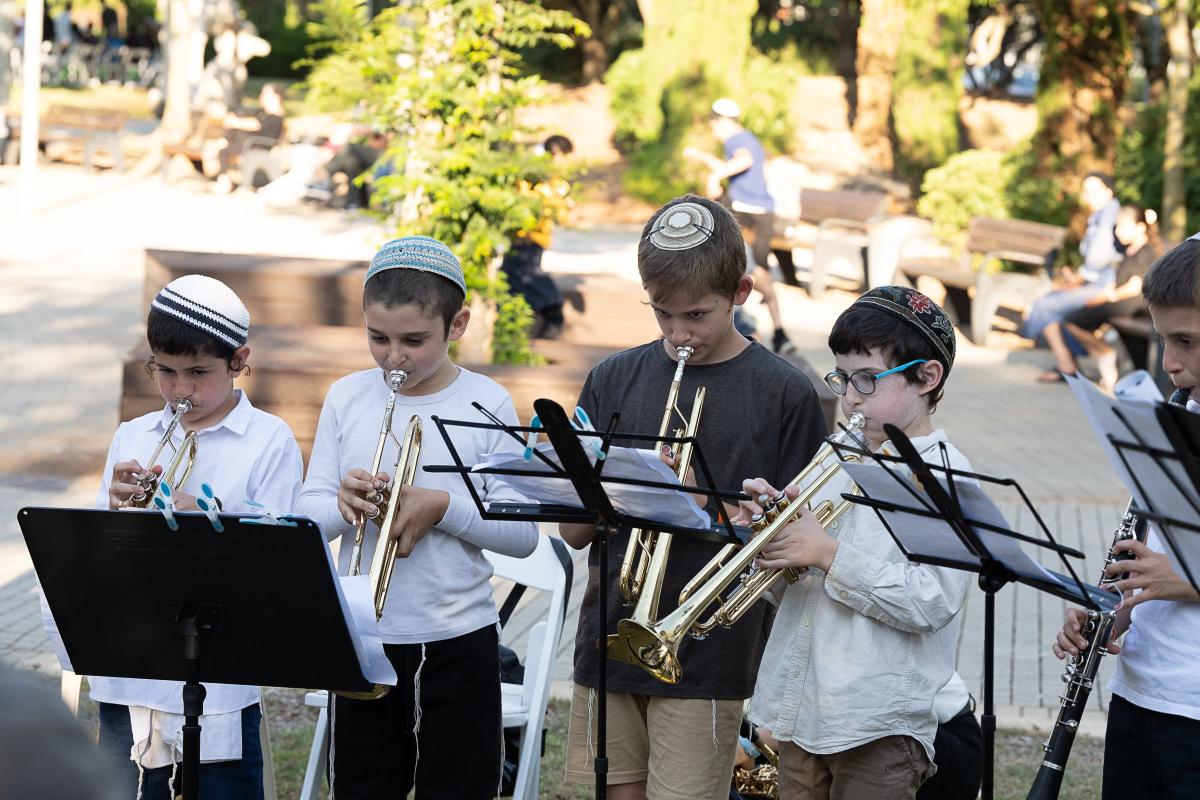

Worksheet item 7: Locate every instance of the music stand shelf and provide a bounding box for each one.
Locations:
[21,508,378,800]
[425,398,749,800]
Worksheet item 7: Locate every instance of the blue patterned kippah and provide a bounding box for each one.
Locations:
[365,236,467,296]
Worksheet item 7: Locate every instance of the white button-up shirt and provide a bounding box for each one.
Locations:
[86,390,304,714]
[749,430,970,762]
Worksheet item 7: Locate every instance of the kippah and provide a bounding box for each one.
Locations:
[852,286,956,374]
[151,275,250,349]
[648,202,715,251]
[711,98,742,119]
[365,236,467,296]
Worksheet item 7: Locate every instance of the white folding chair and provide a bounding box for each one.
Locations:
[298,534,572,800]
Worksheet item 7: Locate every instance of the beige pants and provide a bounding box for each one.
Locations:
[778,735,932,800]
[564,682,743,800]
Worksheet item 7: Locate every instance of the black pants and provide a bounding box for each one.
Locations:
[917,705,982,800]
[501,240,564,331]
[1103,693,1200,800]
[331,624,502,799]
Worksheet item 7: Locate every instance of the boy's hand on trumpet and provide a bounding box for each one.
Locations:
[338,468,390,524]
[387,486,450,558]
[738,477,838,572]
[109,460,161,509]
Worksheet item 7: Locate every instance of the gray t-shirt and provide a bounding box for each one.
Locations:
[572,339,828,699]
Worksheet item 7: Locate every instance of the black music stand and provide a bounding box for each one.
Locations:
[829,423,1111,800]
[425,398,749,800]
[20,507,382,800]
[1101,402,1200,595]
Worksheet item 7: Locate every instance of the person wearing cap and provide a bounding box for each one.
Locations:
[66,274,304,799]
[740,286,971,799]
[683,98,797,356]
[294,235,538,798]
[558,195,828,800]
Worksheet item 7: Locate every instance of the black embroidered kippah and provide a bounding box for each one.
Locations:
[853,286,956,373]
[648,202,716,251]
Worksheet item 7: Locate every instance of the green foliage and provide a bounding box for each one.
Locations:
[1116,71,1200,240]
[893,0,968,184]
[242,0,316,78]
[607,48,663,149]
[751,0,842,75]
[916,145,1070,264]
[304,0,585,364]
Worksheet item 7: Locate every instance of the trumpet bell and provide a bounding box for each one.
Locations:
[606,619,683,684]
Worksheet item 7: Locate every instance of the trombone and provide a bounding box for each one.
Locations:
[607,412,870,684]
[616,345,705,610]
[127,399,198,508]
[339,369,423,701]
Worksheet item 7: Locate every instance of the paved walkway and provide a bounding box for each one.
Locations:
[0,166,1130,736]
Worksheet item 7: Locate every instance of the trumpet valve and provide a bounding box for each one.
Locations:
[365,487,391,519]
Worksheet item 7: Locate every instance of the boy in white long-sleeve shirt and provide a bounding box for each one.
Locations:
[66,275,304,800]
[295,236,538,799]
[740,287,970,800]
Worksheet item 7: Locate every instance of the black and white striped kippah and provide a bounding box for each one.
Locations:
[151,275,250,348]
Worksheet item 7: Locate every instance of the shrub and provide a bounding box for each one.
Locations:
[917,149,1013,246]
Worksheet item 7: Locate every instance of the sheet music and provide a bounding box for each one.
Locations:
[328,568,398,687]
[475,443,713,529]
[1066,374,1200,581]
[841,461,1099,604]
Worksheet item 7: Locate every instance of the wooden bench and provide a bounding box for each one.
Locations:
[769,188,890,297]
[897,216,1066,345]
[4,105,128,170]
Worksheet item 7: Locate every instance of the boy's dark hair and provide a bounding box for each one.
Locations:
[828,305,948,408]
[1084,171,1115,192]
[363,268,465,333]
[638,194,746,300]
[147,308,238,362]
[544,135,573,156]
[1142,238,1200,309]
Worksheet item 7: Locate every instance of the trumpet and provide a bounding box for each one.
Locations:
[616,345,706,609]
[607,413,868,684]
[338,369,423,701]
[127,399,198,508]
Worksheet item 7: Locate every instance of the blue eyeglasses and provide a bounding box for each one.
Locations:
[823,359,927,396]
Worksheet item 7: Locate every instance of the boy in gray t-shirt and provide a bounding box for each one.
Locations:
[559,194,827,799]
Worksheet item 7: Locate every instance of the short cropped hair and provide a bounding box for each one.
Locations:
[637,195,746,301]
[1143,238,1200,309]
[828,304,948,408]
[147,308,239,362]
[363,268,465,333]
[544,135,574,156]
[1084,171,1115,192]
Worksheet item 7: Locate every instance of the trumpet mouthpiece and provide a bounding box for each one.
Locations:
[387,370,409,391]
[676,345,694,359]
[175,399,192,414]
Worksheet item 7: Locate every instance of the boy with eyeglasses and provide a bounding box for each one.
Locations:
[739,286,972,799]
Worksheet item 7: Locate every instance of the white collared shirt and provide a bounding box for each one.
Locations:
[749,430,971,762]
[295,367,538,644]
[85,390,304,714]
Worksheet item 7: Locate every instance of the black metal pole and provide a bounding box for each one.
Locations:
[595,521,609,800]
[980,576,998,800]
[181,614,206,800]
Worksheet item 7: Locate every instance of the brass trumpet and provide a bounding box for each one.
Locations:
[608,413,869,684]
[127,399,198,508]
[616,345,705,608]
[339,369,423,701]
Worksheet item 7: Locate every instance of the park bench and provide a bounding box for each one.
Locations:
[897,216,1066,345]
[3,105,127,170]
[769,187,890,297]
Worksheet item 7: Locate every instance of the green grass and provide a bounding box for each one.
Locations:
[263,692,1105,799]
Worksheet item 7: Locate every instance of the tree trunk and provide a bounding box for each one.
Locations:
[836,0,860,123]
[1030,1,1134,233]
[161,0,196,143]
[853,0,906,172]
[1161,0,1191,243]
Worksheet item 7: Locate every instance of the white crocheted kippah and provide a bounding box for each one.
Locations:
[365,235,467,296]
[151,274,250,349]
[648,202,716,251]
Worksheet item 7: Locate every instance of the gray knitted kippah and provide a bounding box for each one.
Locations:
[365,236,467,296]
[648,202,716,251]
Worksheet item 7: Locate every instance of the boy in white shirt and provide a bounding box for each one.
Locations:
[1053,239,1200,799]
[89,275,304,799]
[741,286,971,799]
[295,235,538,799]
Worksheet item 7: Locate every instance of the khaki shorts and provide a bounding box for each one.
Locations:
[564,682,743,800]
[777,735,932,800]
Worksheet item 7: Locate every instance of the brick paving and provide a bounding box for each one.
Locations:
[1,166,1132,738]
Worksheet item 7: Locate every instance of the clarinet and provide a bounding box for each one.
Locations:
[1025,501,1148,799]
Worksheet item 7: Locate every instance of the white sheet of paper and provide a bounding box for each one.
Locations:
[337,575,398,687]
[1065,373,1200,581]
[475,443,713,530]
